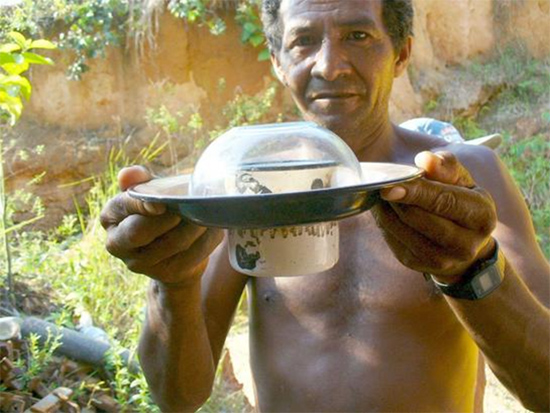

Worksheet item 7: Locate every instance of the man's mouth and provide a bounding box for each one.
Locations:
[310,92,359,100]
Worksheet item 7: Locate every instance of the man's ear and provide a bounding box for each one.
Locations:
[271,52,287,86]
[394,36,413,78]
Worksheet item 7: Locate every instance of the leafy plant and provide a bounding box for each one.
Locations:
[0,31,55,125]
[4,138,168,410]
[168,0,226,36]
[145,81,280,154]
[223,82,278,127]
[104,344,159,412]
[56,0,133,79]
[1,0,134,80]
[499,134,550,258]
[1,31,55,306]
[1,0,269,80]
[16,330,62,386]
[235,0,269,61]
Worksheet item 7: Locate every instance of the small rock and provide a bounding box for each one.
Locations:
[0,317,23,341]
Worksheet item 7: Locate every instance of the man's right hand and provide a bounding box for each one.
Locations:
[100,166,224,286]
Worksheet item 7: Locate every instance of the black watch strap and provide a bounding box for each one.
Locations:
[430,242,506,300]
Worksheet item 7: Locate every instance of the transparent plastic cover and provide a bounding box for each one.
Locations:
[189,122,363,197]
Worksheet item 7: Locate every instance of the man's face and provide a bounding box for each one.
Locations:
[272,0,407,139]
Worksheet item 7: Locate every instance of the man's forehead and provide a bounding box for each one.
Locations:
[279,0,384,28]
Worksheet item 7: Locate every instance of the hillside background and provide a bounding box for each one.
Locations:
[0,0,548,411]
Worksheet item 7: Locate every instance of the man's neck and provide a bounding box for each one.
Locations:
[339,117,397,163]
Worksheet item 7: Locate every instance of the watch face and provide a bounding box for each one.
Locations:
[472,268,503,298]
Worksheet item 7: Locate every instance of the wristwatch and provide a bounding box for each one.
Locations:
[429,241,506,300]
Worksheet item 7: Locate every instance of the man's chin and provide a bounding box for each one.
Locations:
[305,114,357,138]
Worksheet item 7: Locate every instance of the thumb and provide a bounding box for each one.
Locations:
[118,165,153,191]
[118,165,165,216]
[414,151,476,188]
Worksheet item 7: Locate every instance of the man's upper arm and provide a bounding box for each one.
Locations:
[456,144,550,307]
[201,234,249,364]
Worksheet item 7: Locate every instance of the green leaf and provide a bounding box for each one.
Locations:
[0,89,21,104]
[29,39,57,50]
[0,75,32,100]
[243,22,257,34]
[12,53,24,64]
[0,90,23,124]
[249,33,264,47]
[3,214,44,234]
[258,48,271,62]
[241,30,251,43]
[8,32,27,50]
[0,43,21,53]
[0,52,16,65]
[22,52,54,66]
[1,60,30,76]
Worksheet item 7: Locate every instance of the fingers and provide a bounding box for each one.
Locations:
[381,179,496,232]
[136,228,224,283]
[101,165,222,284]
[100,165,166,227]
[389,203,485,262]
[100,191,167,230]
[105,211,222,283]
[414,151,476,188]
[105,213,183,257]
[154,228,224,276]
[372,202,490,278]
[375,151,498,279]
[118,165,153,191]
[129,222,208,266]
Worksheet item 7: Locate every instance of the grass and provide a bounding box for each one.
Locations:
[0,83,282,410]
[499,133,550,258]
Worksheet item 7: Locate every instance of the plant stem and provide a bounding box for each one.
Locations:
[0,135,15,308]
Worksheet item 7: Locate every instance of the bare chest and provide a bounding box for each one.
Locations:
[247,213,476,412]
[251,212,442,318]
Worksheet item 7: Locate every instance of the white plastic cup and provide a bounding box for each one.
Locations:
[226,161,339,277]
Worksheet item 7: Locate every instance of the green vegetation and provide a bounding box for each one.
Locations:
[431,48,549,259]
[1,54,277,408]
[16,330,62,386]
[0,31,55,125]
[146,81,280,154]
[0,0,267,79]
[1,31,55,308]
[500,133,550,258]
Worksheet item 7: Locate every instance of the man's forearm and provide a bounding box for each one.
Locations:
[139,280,215,412]
[445,259,550,411]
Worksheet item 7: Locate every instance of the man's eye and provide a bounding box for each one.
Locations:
[347,31,368,41]
[295,36,314,46]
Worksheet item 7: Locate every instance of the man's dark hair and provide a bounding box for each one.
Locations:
[261,0,414,53]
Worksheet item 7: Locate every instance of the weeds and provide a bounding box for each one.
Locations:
[499,133,550,258]
[15,330,62,386]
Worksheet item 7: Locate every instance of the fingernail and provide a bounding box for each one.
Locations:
[434,153,445,163]
[415,151,442,168]
[382,186,406,201]
[144,202,165,215]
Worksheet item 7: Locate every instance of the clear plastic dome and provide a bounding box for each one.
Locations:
[190,122,363,197]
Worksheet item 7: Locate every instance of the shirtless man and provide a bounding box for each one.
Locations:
[100,0,550,411]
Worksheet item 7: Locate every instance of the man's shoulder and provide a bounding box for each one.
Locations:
[397,124,505,190]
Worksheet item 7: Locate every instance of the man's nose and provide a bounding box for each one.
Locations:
[311,40,352,81]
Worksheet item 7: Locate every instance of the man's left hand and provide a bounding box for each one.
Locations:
[373,151,497,284]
